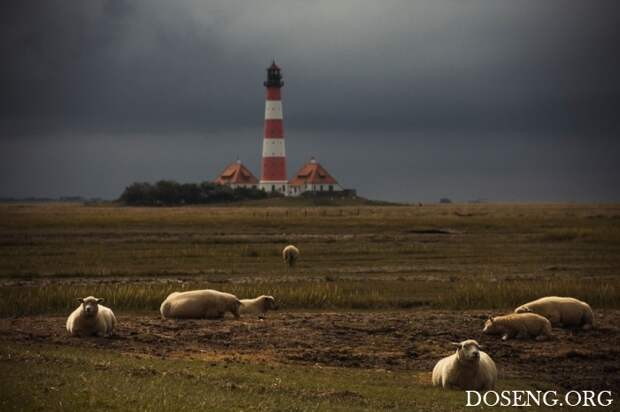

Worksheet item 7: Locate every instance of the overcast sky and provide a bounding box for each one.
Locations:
[1,0,619,202]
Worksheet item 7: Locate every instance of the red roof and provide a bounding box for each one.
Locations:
[289,158,339,186]
[214,161,258,185]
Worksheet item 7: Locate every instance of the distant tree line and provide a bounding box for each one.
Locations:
[119,181,275,205]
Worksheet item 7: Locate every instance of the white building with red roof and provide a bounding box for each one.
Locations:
[214,159,259,189]
[288,157,344,196]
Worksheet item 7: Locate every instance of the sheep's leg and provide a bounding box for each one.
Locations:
[547,311,561,326]
[516,328,529,340]
[503,328,521,340]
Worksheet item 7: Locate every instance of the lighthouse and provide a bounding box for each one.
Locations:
[259,61,288,194]
[214,62,352,198]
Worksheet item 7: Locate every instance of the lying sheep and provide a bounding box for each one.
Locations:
[282,244,299,267]
[515,296,594,329]
[239,295,278,319]
[66,296,116,337]
[483,313,552,341]
[160,289,241,319]
[432,339,497,391]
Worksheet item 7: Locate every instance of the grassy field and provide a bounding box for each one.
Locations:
[1,202,619,410]
[0,202,619,314]
[2,342,586,412]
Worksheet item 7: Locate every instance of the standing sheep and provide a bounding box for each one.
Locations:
[282,245,299,267]
[515,296,594,329]
[483,313,553,341]
[66,296,116,337]
[432,339,497,391]
[239,295,278,319]
[160,289,241,319]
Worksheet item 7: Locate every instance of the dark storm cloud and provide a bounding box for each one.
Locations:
[0,1,619,201]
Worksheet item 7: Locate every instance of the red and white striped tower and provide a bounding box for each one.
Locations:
[260,61,288,194]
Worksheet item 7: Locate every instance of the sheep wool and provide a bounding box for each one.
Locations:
[66,296,116,337]
[432,339,497,391]
[483,313,552,341]
[515,296,594,329]
[282,245,300,267]
[160,289,241,319]
[239,295,278,318]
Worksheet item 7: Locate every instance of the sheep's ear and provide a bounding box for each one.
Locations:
[76,298,84,303]
[450,342,462,348]
[96,298,104,303]
[488,316,494,322]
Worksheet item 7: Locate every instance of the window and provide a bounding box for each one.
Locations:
[329,185,333,191]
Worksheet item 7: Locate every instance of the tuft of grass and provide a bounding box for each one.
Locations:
[1,277,618,317]
[436,278,620,310]
[0,280,441,317]
[538,228,593,242]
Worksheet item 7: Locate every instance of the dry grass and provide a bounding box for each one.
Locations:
[436,277,620,310]
[0,280,444,317]
[0,202,619,316]
[2,276,619,317]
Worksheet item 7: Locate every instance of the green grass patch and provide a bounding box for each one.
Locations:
[0,343,579,412]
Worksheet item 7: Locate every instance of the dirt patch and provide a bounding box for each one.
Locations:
[1,309,618,393]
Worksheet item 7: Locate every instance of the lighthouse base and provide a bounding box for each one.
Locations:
[259,181,289,195]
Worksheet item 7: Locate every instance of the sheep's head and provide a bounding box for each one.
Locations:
[77,296,103,318]
[263,295,278,311]
[452,339,482,362]
[483,316,502,335]
[515,305,531,314]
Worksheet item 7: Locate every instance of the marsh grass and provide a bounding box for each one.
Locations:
[0,280,440,317]
[2,277,618,317]
[1,203,620,282]
[437,278,620,310]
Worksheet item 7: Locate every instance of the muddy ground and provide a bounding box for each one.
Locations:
[1,310,619,393]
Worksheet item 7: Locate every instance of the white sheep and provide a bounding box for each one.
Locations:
[160,289,241,319]
[66,296,117,337]
[239,295,278,319]
[514,296,594,329]
[432,339,497,391]
[282,244,299,267]
[483,313,553,341]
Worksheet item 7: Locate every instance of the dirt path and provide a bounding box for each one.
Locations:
[1,309,619,393]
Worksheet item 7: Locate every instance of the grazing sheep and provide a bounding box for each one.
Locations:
[239,295,278,319]
[66,296,116,337]
[160,289,241,319]
[515,296,594,329]
[282,244,299,267]
[432,339,497,391]
[483,313,553,341]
